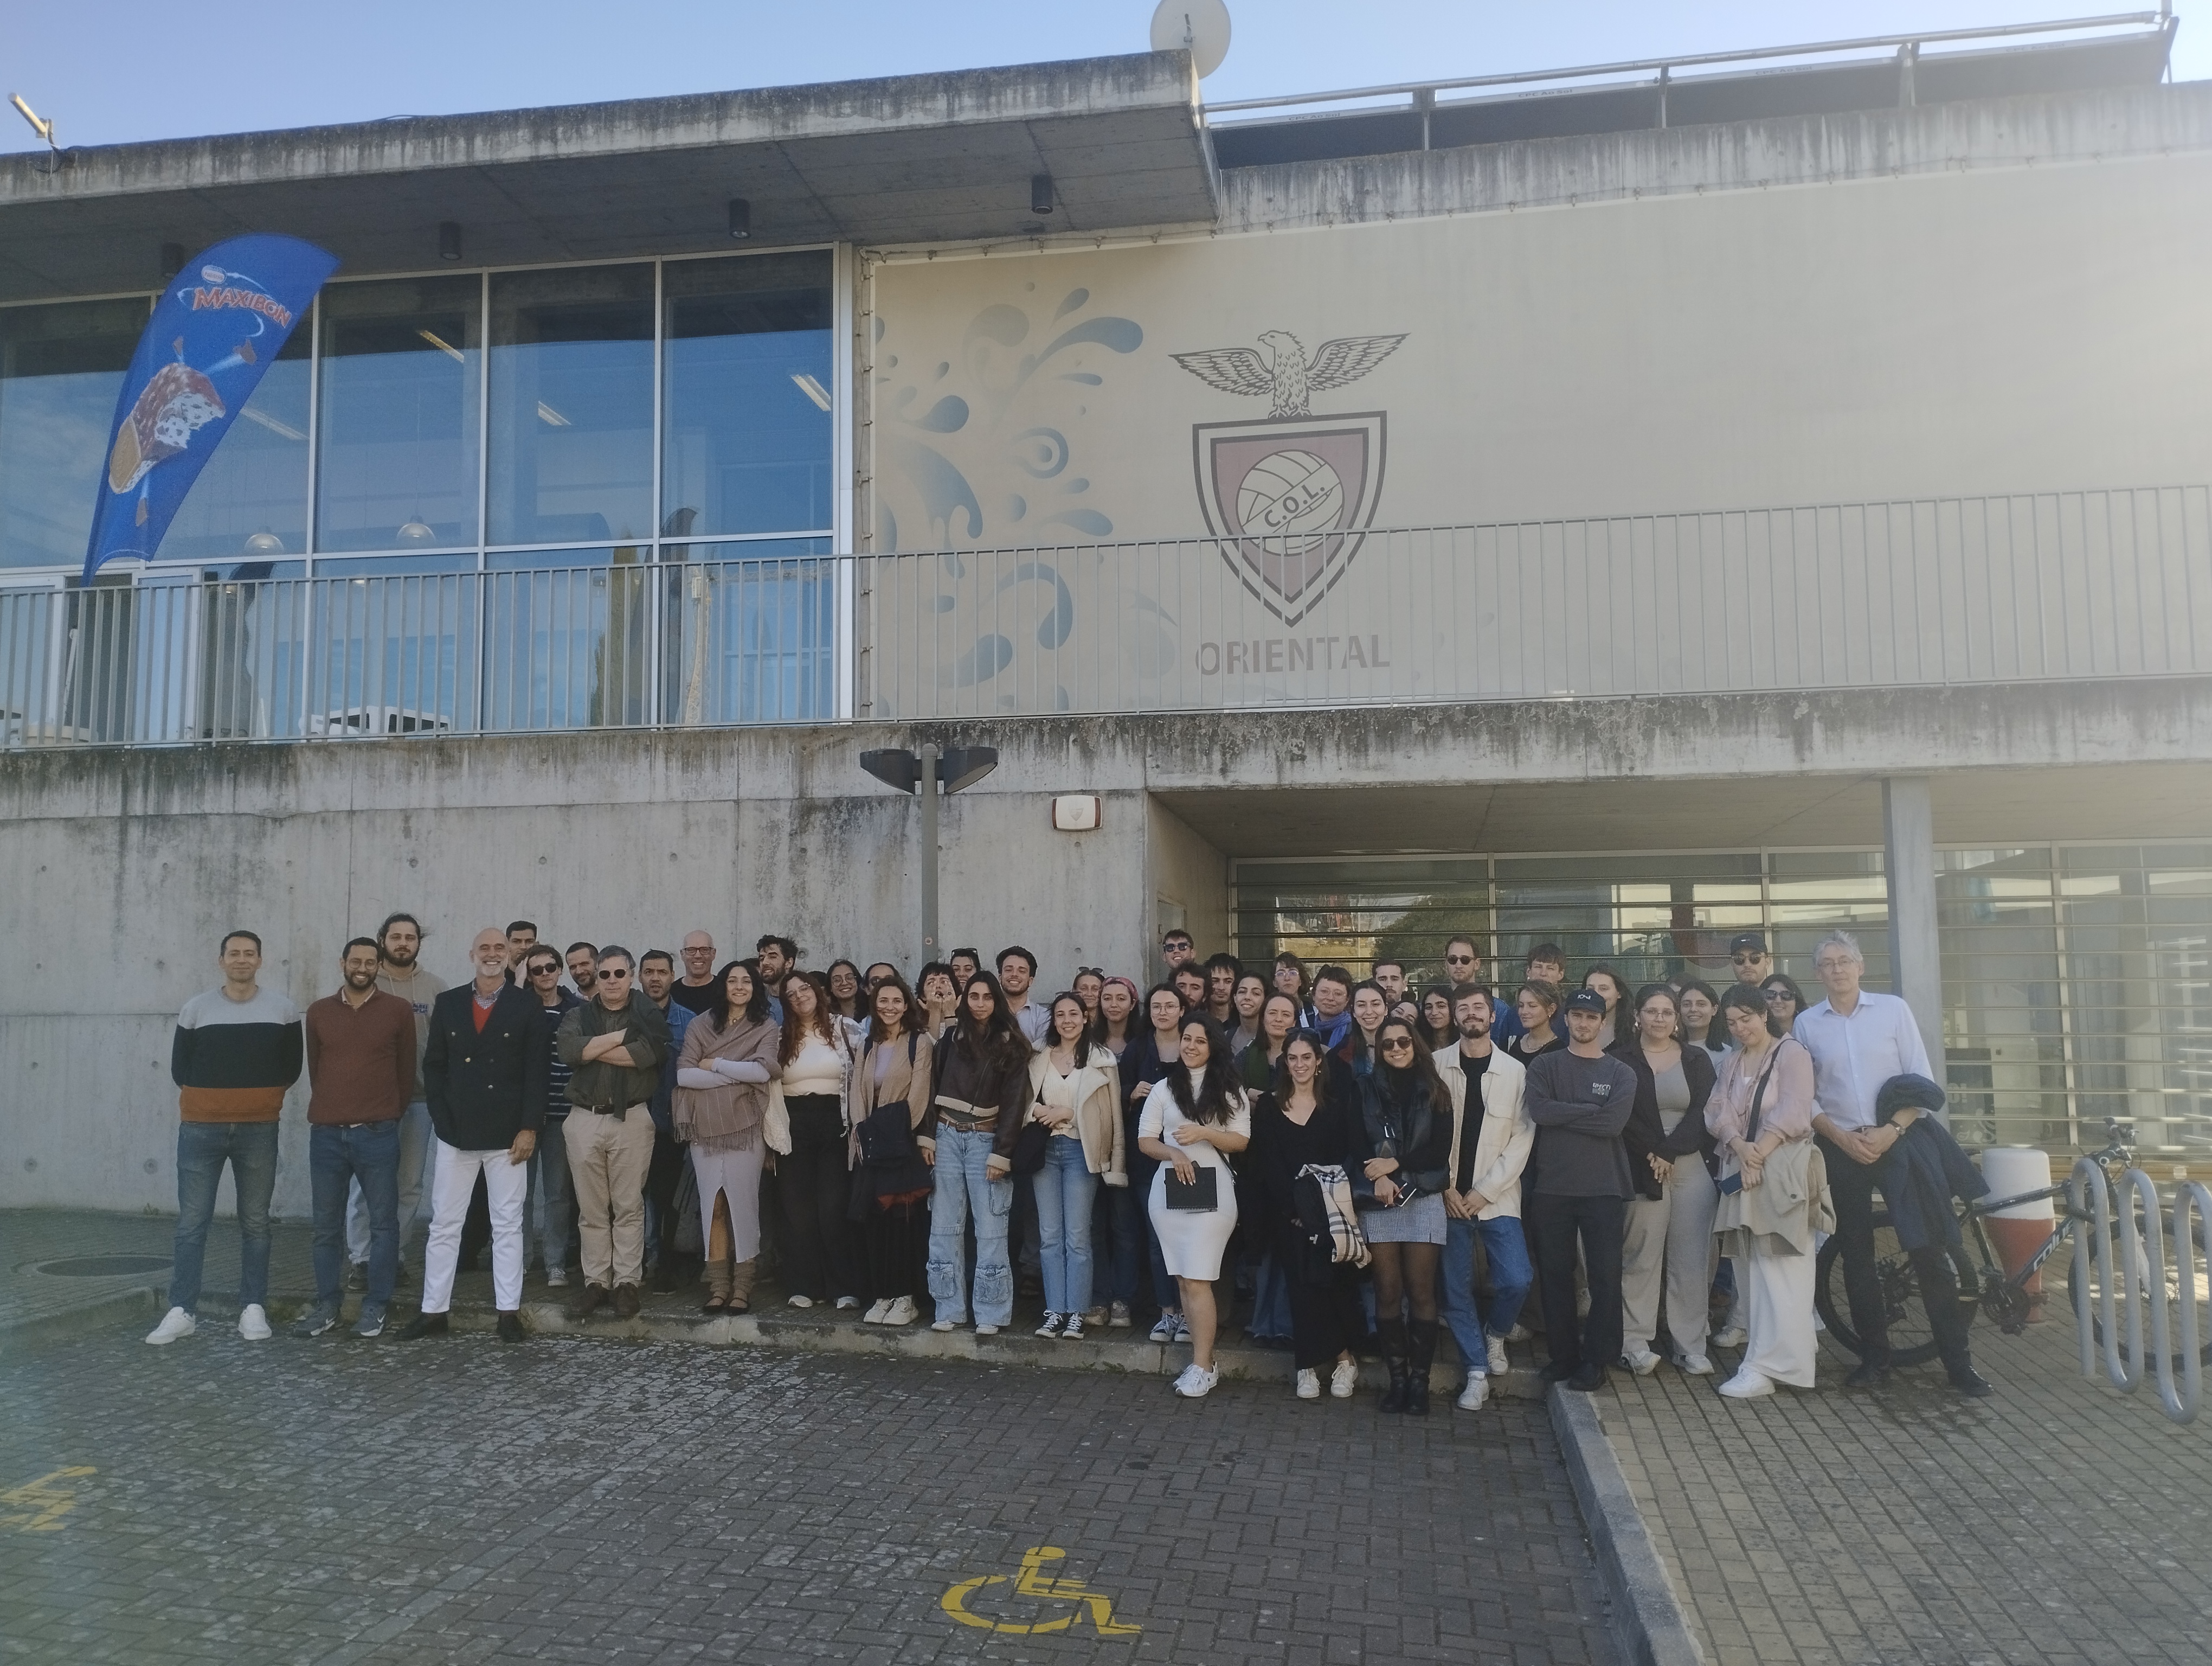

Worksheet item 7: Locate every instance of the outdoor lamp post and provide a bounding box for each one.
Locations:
[859,743,998,962]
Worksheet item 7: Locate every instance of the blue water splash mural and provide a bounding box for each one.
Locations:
[877,281,1150,701]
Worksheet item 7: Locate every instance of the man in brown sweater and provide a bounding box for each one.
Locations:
[293,937,417,1338]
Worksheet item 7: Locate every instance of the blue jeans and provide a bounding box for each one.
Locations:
[927,1127,1013,1327]
[313,1121,400,1308]
[170,1120,280,1315]
[1248,1252,1295,1340]
[1442,1213,1535,1375]
[536,1113,578,1273]
[1031,1137,1098,1315]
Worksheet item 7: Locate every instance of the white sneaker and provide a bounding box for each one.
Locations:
[1296,1368,1322,1400]
[1505,1323,1532,1343]
[834,1295,860,1311]
[931,1316,958,1332]
[1329,1357,1359,1399]
[545,1268,569,1288]
[1457,1374,1489,1412]
[1173,1363,1218,1398]
[237,1304,273,1341]
[1719,1367,1775,1399]
[1712,1325,1747,1349]
[1486,1335,1510,1376]
[145,1306,196,1345]
[1148,1315,1179,1343]
[862,1299,891,1324]
[787,1293,814,1310]
[1622,1346,1662,1376]
[1676,1353,1714,1376]
[975,1323,1000,1337]
[884,1296,917,1327]
[1109,1301,1132,1328]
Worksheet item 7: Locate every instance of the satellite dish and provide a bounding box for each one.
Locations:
[1150,0,1231,79]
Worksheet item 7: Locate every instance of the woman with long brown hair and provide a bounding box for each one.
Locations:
[924,969,1032,1335]
[849,972,935,1327]
[1137,1016,1252,1398]
[672,960,780,1314]
[775,971,859,1311]
[1250,1029,1365,1400]
[1353,1016,1455,1414]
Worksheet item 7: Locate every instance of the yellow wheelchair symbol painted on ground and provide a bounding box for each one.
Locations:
[1,1467,95,1533]
[942,1545,1141,1636]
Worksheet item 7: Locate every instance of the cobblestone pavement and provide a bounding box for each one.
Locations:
[1598,1296,2212,1666]
[0,1324,1617,1665]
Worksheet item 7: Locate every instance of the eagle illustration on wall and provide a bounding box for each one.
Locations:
[1171,329,1408,417]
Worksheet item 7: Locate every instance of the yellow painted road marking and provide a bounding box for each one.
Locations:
[1,1467,95,1533]
[941,1545,1140,1636]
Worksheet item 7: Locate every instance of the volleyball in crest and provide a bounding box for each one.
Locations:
[1236,448,1344,554]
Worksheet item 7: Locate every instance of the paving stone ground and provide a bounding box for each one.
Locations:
[0,1317,1616,1664]
[1597,1289,2212,1666]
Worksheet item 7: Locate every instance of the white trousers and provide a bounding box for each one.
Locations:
[1738,1235,1818,1388]
[421,1139,528,1313]
[691,1142,766,1264]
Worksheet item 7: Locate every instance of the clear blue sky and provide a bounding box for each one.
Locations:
[3,2,2195,152]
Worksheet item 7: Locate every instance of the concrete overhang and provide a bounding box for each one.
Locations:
[0,50,1218,303]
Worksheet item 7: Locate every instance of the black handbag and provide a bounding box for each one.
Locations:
[856,1034,923,1168]
[1010,1075,1053,1177]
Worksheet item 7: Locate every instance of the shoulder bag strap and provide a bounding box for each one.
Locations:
[1746,1042,1785,1144]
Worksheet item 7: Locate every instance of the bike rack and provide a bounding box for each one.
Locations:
[2070,1159,2210,1425]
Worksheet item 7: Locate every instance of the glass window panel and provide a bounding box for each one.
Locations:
[663,252,833,537]
[157,328,311,567]
[316,276,481,554]
[661,537,834,725]
[1937,848,2065,1150]
[0,298,149,570]
[306,565,478,738]
[482,548,650,731]
[487,265,654,548]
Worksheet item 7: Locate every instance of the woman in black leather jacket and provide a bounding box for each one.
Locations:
[1350,1017,1455,1413]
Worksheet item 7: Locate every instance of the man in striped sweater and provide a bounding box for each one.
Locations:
[146,930,304,1345]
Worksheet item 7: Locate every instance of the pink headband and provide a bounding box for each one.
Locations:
[1101,976,1141,1001]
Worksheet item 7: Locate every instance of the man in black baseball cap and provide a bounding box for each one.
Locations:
[1727,932,1772,986]
[1521,986,1639,1392]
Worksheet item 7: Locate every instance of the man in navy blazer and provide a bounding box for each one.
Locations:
[401,926,548,1342]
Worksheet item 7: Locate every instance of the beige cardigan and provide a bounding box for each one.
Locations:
[1433,1045,1533,1220]
[847,1028,938,1165]
[1025,1045,1129,1186]
[672,1013,780,1150]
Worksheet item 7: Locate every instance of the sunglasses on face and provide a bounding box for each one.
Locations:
[529,964,560,977]
[1380,1036,1417,1053]
[1445,953,1475,965]
[599,968,631,981]
[1732,952,1765,964]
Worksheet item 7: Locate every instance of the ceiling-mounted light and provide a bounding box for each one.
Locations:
[240,407,306,442]
[243,529,286,555]
[536,400,571,427]
[438,221,462,262]
[397,516,435,543]
[728,197,751,240]
[416,329,465,364]
[1031,174,1054,215]
[789,373,832,412]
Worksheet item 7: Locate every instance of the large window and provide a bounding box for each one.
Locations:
[0,298,147,570]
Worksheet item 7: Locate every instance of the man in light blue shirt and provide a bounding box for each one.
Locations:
[1796,930,1986,1395]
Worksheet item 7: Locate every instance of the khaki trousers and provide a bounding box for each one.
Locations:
[564,1104,655,1288]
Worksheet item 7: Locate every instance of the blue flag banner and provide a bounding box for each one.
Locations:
[82,234,339,583]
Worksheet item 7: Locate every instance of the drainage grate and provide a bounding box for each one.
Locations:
[31,1255,173,1278]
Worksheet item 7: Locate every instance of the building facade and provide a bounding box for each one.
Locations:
[2,25,2208,1212]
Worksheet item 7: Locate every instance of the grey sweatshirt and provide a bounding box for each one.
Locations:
[1524,1048,1638,1199]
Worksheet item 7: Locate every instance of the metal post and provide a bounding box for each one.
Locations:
[919,741,941,963]
[1882,776,1946,1098]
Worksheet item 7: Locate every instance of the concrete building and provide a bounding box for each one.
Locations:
[2,17,2208,1213]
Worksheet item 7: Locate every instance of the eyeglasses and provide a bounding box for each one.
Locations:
[1731,952,1765,964]
[1379,1036,1417,1053]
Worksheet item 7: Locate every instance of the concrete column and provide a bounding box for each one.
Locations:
[1882,776,1946,1093]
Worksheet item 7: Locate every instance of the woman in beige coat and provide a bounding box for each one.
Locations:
[848,975,937,1327]
[673,961,781,1313]
[1026,992,1129,1339]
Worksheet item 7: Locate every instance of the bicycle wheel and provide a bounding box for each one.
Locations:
[2070,1218,2212,1373]
[1814,1209,1978,1369]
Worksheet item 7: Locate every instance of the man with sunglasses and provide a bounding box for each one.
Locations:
[523,947,582,1286]
[403,927,546,1343]
[555,947,671,1320]
[1728,932,1773,988]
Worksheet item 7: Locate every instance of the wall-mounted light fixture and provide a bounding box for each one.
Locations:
[1030,174,1054,215]
[438,221,462,262]
[728,198,751,240]
[1051,795,1101,832]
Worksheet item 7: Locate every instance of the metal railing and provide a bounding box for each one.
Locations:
[854,485,2212,719]
[0,554,838,747]
[2,484,2208,747]
[2073,1159,2210,1423]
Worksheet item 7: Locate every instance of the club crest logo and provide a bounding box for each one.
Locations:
[1173,328,1405,624]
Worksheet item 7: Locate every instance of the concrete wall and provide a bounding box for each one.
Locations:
[1145,798,1232,969]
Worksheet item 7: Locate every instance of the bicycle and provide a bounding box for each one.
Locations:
[1814,1117,2211,1371]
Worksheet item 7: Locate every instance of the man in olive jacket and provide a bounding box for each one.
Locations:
[402,926,548,1343]
[556,945,671,1319]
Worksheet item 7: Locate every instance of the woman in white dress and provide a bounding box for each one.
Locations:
[1138,1017,1252,1399]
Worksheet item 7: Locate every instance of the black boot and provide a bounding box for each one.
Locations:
[1406,1319,1439,1415]
[1377,1319,1411,1413]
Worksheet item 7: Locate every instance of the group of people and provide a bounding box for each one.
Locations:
[146,915,1995,1404]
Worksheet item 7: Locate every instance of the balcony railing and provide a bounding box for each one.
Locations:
[2,485,2207,748]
